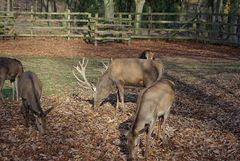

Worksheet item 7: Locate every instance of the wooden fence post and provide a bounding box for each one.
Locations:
[128,14,132,27]
[237,13,240,44]
[128,14,132,46]
[148,7,152,37]
[119,13,122,25]
[67,9,71,40]
[30,6,33,37]
[7,0,11,12]
[94,13,98,46]
[195,11,200,40]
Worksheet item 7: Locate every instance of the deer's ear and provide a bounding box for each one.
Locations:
[145,53,150,59]
[44,106,54,116]
[33,113,38,118]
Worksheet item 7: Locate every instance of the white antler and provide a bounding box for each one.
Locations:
[72,58,96,92]
[102,61,109,70]
[96,61,110,74]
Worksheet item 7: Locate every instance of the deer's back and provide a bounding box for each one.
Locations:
[18,71,42,99]
[133,79,175,132]
[142,79,175,111]
[109,58,160,86]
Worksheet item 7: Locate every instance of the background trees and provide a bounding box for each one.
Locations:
[5,0,239,18]
[3,0,239,43]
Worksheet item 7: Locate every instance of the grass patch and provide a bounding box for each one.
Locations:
[1,55,239,98]
[2,56,110,97]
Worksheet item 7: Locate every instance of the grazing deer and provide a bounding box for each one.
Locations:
[18,71,53,134]
[72,58,164,110]
[139,50,155,60]
[127,79,175,160]
[0,57,23,102]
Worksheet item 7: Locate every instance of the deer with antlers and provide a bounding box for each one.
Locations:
[73,58,164,110]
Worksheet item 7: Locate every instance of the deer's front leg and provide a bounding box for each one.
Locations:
[115,80,125,111]
[21,99,30,127]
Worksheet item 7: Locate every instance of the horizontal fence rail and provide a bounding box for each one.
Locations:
[0,10,239,46]
[0,10,90,39]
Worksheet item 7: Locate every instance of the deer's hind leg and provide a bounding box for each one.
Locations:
[12,78,19,101]
[145,121,155,160]
[161,110,170,145]
[12,81,15,100]
[157,116,163,140]
[0,79,5,102]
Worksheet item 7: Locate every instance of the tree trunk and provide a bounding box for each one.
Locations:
[237,13,240,44]
[134,0,145,35]
[42,0,48,12]
[104,0,114,19]
[52,1,57,12]
[228,0,239,43]
[212,0,223,39]
[180,0,187,22]
[48,0,52,12]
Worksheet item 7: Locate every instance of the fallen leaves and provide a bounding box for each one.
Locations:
[1,80,240,161]
[0,39,240,160]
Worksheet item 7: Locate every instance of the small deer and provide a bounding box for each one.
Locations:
[139,50,155,60]
[0,57,23,102]
[18,71,53,134]
[127,79,175,160]
[72,58,164,110]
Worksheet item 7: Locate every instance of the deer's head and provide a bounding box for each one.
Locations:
[72,58,112,108]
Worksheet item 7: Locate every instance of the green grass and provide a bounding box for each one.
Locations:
[2,56,110,97]
[2,55,239,98]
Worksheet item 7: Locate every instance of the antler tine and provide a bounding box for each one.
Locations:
[79,57,88,70]
[72,58,96,91]
[95,61,109,74]
[72,70,90,90]
[102,61,109,70]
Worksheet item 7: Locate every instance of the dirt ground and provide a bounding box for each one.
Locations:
[0,38,239,59]
[0,38,240,161]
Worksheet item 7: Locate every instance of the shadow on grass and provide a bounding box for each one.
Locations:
[165,72,240,139]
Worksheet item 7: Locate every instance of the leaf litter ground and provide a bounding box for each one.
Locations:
[0,38,240,161]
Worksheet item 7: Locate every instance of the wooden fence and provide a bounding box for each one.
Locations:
[0,10,239,46]
[0,9,90,39]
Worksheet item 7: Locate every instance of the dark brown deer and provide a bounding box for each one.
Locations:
[127,79,175,160]
[72,58,164,110]
[18,71,53,134]
[139,50,155,60]
[0,57,23,102]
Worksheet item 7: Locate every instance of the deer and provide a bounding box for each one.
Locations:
[72,57,164,111]
[139,50,155,60]
[0,57,23,102]
[18,71,53,134]
[127,79,175,160]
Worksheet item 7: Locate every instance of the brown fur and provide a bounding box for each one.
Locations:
[94,58,164,110]
[0,57,23,102]
[139,50,155,60]
[18,71,53,134]
[128,79,175,160]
